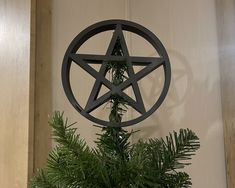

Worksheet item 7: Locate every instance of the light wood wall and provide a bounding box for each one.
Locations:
[216,0,235,187]
[0,0,35,187]
[50,1,227,188]
[33,0,52,171]
[1,0,232,187]
[32,1,235,187]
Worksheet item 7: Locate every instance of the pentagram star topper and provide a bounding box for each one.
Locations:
[62,20,171,127]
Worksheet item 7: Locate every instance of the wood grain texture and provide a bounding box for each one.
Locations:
[0,0,35,187]
[33,0,52,171]
[28,0,36,180]
[216,0,235,187]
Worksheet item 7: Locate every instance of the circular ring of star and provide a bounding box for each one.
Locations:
[62,19,171,127]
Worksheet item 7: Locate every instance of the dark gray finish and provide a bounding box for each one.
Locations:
[62,19,171,127]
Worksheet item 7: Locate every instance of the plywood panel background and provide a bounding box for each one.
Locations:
[33,0,235,187]
[0,0,35,187]
[50,1,227,188]
[216,0,235,187]
[2,0,231,187]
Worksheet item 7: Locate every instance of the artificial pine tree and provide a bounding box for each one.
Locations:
[30,39,200,188]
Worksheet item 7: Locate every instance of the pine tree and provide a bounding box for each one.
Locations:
[30,39,200,188]
[30,112,199,188]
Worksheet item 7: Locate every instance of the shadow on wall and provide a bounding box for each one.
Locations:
[132,49,222,143]
[131,50,192,140]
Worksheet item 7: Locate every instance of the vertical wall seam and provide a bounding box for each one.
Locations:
[28,0,36,182]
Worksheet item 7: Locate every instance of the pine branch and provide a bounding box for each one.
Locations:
[30,112,108,188]
[130,129,200,187]
[29,170,58,188]
[30,112,200,188]
[49,112,86,156]
[162,172,192,188]
[160,128,200,171]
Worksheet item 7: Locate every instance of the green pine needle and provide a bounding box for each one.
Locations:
[30,112,200,188]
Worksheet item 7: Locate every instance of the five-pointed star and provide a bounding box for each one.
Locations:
[69,24,165,115]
